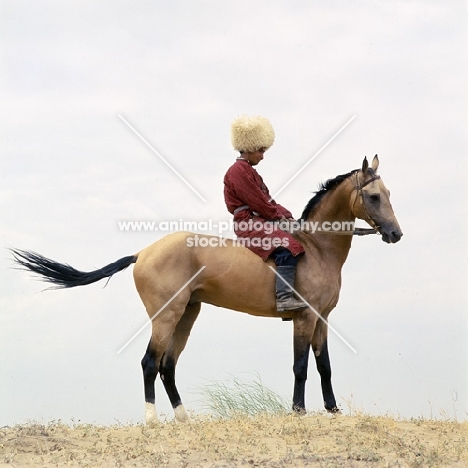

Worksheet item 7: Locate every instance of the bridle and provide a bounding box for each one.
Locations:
[280,170,382,238]
[352,171,381,233]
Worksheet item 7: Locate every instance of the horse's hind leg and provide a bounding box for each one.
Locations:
[141,339,160,424]
[160,302,201,422]
[141,307,186,424]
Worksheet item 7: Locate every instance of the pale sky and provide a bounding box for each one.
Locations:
[1,0,467,425]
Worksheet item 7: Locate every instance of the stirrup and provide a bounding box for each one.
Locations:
[276,297,308,312]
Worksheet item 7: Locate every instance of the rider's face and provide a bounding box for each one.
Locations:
[243,148,266,166]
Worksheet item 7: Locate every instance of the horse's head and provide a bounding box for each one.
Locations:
[352,155,403,244]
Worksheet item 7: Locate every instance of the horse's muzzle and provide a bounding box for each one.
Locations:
[381,228,403,244]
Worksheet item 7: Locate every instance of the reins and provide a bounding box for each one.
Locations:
[295,226,378,237]
[310,227,378,236]
[352,227,378,236]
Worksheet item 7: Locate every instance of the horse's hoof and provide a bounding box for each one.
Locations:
[145,402,158,425]
[292,405,307,416]
[174,405,191,423]
[326,406,341,415]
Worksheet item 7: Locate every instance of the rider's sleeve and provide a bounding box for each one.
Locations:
[226,162,285,220]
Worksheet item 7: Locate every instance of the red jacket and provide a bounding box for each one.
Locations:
[223,158,305,260]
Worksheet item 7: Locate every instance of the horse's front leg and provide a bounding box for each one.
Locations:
[292,333,311,413]
[313,338,339,413]
[293,312,321,413]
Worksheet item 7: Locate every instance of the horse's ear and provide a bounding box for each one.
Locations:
[362,156,369,175]
[371,154,379,172]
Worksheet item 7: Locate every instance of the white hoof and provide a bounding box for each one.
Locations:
[145,402,158,425]
[174,405,190,423]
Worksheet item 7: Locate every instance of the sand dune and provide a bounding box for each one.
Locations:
[1,413,467,467]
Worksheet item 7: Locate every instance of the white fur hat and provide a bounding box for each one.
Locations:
[231,115,275,152]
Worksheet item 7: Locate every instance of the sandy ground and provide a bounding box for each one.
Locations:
[1,413,467,467]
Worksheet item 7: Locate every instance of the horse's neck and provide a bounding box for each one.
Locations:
[302,177,356,268]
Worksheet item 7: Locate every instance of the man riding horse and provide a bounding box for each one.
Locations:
[12,134,403,422]
[224,115,307,313]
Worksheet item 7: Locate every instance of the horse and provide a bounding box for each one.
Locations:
[11,155,402,424]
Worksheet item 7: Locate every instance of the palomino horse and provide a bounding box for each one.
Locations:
[12,155,402,423]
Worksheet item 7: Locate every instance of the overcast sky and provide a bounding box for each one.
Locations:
[1,1,467,426]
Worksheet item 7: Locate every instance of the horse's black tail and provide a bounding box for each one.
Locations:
[10,248,138,289]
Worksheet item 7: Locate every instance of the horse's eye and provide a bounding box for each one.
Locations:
[369,194,380,203]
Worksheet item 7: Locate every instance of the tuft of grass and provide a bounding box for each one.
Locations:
[198,373,290,418]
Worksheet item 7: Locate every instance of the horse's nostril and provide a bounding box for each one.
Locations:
[392,231,402,242]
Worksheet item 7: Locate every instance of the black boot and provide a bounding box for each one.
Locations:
[275,265,308,312]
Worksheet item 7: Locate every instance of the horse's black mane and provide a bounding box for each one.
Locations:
[300,169,365,220]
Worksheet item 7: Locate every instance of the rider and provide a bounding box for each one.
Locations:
[223,115,307,313]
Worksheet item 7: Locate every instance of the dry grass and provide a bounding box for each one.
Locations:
[1,413,467,467]
[198,374,290,418]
